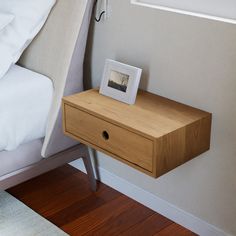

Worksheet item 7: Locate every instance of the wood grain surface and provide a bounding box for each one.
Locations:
[63,89,211,177]
[64,104,153,172]
[63,89,210,138]
[8,165,197,236]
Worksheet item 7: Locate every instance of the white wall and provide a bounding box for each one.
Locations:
[84,0,236,234]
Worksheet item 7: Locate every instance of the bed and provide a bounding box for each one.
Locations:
[0,0,96,190]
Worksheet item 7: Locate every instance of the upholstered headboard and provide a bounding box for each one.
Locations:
[19,0,94,157]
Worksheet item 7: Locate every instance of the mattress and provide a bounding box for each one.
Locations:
[0,65,53,151]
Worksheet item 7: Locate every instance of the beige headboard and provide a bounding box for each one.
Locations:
[19,0,94,157]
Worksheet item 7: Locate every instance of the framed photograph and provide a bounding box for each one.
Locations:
[99,59,142,105]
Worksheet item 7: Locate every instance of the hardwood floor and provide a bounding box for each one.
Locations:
[8,165,197,236]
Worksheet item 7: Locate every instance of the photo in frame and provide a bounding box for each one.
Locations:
[99,59,142,105]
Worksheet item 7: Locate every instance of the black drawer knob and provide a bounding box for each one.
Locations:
[102,131,109,140]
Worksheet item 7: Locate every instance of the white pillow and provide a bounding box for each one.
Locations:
[0,12,14,32]
[0,0,56,79]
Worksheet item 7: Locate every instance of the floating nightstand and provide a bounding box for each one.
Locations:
[63,89,211,178]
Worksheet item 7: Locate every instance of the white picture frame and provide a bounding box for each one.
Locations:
[99,59,142,105]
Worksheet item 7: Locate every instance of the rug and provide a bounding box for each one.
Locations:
[0,191,68,236]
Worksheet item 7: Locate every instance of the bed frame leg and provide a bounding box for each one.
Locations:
[82,146,97,192]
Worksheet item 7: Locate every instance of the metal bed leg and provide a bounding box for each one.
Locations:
[82,146,97,192]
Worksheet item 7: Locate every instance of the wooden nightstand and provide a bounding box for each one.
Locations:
[62,89,211,178]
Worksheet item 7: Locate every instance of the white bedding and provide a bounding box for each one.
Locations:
[0,0,56,79]
[0,65,53,151]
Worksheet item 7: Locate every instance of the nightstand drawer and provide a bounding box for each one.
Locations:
[64,104,154,172]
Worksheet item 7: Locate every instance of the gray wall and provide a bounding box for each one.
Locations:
[84,0,236,234]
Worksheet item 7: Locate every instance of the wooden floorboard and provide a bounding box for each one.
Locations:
[8,165,197,236]
[119,214,172,236]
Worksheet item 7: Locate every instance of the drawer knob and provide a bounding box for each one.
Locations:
[102,131,109,140]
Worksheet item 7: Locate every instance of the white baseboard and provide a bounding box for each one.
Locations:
[70,159,228,236]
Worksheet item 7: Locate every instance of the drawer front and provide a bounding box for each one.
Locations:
[64,104,153,172]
